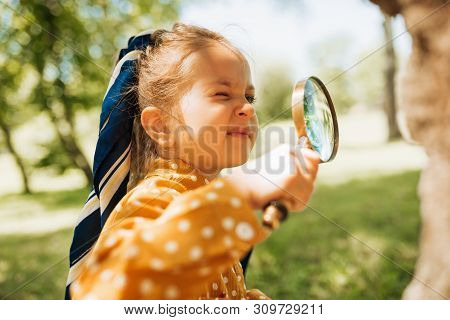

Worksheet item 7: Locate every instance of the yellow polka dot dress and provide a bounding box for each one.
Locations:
[70,158,271,300]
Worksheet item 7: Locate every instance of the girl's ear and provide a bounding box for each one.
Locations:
[141,106,175,148]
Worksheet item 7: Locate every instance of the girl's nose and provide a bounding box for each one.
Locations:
[234,101,255,119]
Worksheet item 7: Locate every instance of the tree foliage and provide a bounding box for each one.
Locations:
[308,35,357,114]
[0,0,181,185]
[255,64,294,124]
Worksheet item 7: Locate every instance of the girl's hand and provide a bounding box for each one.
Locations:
[225,144,320,211]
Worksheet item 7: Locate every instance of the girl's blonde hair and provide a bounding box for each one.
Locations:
[129,22,245,190]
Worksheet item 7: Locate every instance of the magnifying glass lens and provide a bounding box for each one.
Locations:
[304,78,335,162]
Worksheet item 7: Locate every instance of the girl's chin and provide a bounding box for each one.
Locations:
[225,135,254,149]
[230,157,249,167]
[222,150,252,168]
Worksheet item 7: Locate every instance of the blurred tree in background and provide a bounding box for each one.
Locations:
[0,48,32,194]
[309,35,357,114]
[255,63,294,124]
[0,0,180,189]
[241,25,400,137]
[0,0,407,190]
[350,49,384,109]
[371,0,450,300]
[381,11,400,140]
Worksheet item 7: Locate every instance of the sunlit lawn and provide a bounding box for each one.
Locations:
[0,171,420,299]
[0,187,89,300]
[247,170,420,299]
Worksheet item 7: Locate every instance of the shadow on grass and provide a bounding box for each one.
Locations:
[0,171,420,299]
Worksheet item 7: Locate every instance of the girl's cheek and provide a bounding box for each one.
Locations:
[250,115,259,136]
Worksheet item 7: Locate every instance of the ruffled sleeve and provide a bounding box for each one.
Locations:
[70,176,269,299]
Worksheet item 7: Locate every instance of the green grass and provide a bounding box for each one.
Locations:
[0,187,89,220]
[0,228,72,299]
[0,187,89,299]
[247,170,420,299]
[0,171,420,299]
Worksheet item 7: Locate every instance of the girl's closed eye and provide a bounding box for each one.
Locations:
[215,92,229,97]
[215,92,257,105]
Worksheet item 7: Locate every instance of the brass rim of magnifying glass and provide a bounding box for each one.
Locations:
[263,76,339,231]
[291,76,339,163]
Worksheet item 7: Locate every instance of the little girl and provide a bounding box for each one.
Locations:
[68,23,319,300]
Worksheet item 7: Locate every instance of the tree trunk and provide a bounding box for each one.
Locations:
[382,12,401,140]
[370,0,450,299]
[0,118,31,194]
[34,76,93,187]
[46,104,93,186]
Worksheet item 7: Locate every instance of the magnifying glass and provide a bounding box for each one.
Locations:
[262,76,339,230]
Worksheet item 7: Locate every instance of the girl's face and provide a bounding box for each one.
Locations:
[174,44,258,175]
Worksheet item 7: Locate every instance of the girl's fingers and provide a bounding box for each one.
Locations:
[280,182,311,211]
[286,195,307,212]
[277,197,304,213]
[295,148,320,180]
[282,197,297,212]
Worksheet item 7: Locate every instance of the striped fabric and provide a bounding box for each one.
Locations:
[65,29,252,299]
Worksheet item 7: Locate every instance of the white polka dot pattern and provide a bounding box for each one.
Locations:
[164,241,178,253]
[222,217,235,230]
[177,219,190,232]
[189,246,203,261]
[164,285,179,299]
[70,159,270,300]
[100,269,113,282]
[189,199,201,209]
[230,197,241,208]
[150,258,164,270]
[124,245,140,259]
[235,222,255,241]
[140,279,154,295]
[113,274,127,288]
[214,180,224,189]
[140,231,155,243]
[104,236,117,248]
[223,235,233,248]
[206,192,218,200]
[83,293,98,300]
[201,226,214,239]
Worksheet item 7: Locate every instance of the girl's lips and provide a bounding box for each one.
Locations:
[226,126,251,136]
[226,128,251,138]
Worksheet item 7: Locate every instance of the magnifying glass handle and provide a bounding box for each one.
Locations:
[262,200,289,230]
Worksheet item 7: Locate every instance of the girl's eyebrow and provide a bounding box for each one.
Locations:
[210,79,255,91]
